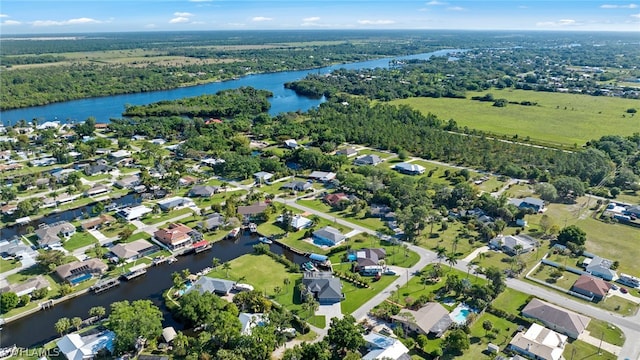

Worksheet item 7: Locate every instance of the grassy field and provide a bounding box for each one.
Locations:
[392,89,640,147]
[0,258,21,273]
[587,319,625,347]
[328,233,420,269]
[564,339,617,360]
[529,266,582,290]
[420,221,483,259]
[296,198,386,232]
[62,231,98,251]
[141,207,194,225]
[341,274,398,314]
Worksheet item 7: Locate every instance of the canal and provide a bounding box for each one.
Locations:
[1,232,307,348]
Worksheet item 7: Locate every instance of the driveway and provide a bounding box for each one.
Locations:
[316,302,342,327]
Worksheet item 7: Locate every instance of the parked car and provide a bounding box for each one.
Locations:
[620,287,628,294]
[611,284,619,290]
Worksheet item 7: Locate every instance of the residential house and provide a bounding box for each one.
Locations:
[350,248,386,271]
[521,298,590,339]
[51,169,77,183]
[55,258,108,284]
[394,163,425,175]
[253,171,274,184]
[0,275,49,297]
[323,192,350,207]
[200,158,225,167]
[57,330,115,360]
[41,197,57,209]
[308,171,336,182]
[200,213,225,231]
[391,302,453,338]
[114,174,141,189]
[584,256,617,281]
[0,238,33,258]
[178,175,198,187]
[111,239,157,261]
[508,324,567,360]
[108,150,132,162]
[489,234,539,256]
[336,147,358,157]
[30,157,57,167]
[519,197,546,213]
[626,205,640,218]
[301,271,344,304]
[284,139,299,149]
[354,154,383,166]
[277,214,313,230]
[35,222,76,248]
[157,197,195,212]
[237,202,268,221]
[185,276,236,296]
[570,274,611,302]
[369,204,392,217]
[313,226,346,247]
[281,180,312,192]
[85,184,111,197]
[154,223,195,250]
[84,163,112,176]
[116,205,152,221]
[188,185,219,198]
[1,204,17,216]
[81,214,115,231]
[239,313,268,335]
[362,332,411,360]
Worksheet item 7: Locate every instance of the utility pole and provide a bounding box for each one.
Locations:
[598,331,604,355]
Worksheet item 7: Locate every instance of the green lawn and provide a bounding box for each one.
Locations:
[587,319,625,346]
[341,274,398,314]
[407,159,481,187]
[355,148,396,160]
[62,231,98,251]
[420,221,483,259]
[296,198,386,232]
[564,339,617,360]
[0,258,22,273]
[141,207,194,225]
[491,287,534,315]
[463,312,519,359]
[396,264,487,305]
[474,249,543,275]
[392,89,640,147]
[100,222,137,238]
[328,234,420,269]
[528,265,582,291]
[307,315,326,329]
[598,295,639,317]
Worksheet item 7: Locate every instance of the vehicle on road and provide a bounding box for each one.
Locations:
[611,284,619,290]
[620,287,628,294]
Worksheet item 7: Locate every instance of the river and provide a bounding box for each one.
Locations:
[0,49,462,125]
[0,48,461,348]
[1,233,307,348]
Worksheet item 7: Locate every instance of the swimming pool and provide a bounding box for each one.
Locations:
[69,273,92,285]
[450,303,476,325]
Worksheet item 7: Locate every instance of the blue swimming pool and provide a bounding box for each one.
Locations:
[69,273,92,285]
[450,303,476,325]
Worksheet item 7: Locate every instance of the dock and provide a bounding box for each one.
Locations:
[120,264,148,281]
[40,300,54,310]
[248,223,258,233]
[271,238,306,256]
[192,240,212,254]
[91,278,121,293]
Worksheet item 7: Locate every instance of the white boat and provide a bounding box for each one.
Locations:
[227,227,241,239]
[259,237,273,244]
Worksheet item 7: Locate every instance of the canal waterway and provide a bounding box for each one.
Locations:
[0,49,462,125]
[1,233,307,348]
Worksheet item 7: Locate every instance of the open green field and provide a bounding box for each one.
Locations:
[524,196,640,277]
[529,265,582,290]
[141,207,194,225]
[0,258,21,273]
[341,273,398,314]
[296,198,386,232]
[62,231,98,251]
[392,89,640,147]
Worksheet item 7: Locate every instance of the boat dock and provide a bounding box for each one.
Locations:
[192,240,212,254]
[152,256,177,265]
[91,278,121,293]
[121,264,148,281]
[271,238,307,256]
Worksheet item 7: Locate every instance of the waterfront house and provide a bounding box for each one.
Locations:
[584,256,617,281]
[81,214,115,231]
[55,258,108,284]
[393,162,425,175]
[391,302,452,338]
[354,154,383,166]
[154,223,194,250]
[108,149,132,162]
[57,330,115,360]
[281,180,313,192]
[312,226,346,247]
[570,274,611,302]
[85,184,111,197]
[0,238,32,258]
[188,185,219,197]
[301,271,343,304]
[35,222,76,248]
[0,275,50,297]
[284,139,299,149]
[157,197,195,212]
[508,323,567,360]
[237,202,268,221]
[114,174,141,189]
[116,205,152,221]
[277,214,313,230]
[521,298,590,339]
[186,276,236,296]
[111,239,157,261]
[200,213,225,231]
[362,332,411,360]
[84,163,112,176]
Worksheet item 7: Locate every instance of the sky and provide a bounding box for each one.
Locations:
[0,0,639,35]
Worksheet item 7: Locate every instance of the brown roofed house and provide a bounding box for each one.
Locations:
[81,214,115,231]
[55,259,108,284]
[154,223,193,250]
[570,274,611,302]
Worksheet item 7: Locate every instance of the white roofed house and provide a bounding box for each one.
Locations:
[508,323,567,360]
[308,171,337,182]
[362,332,411,360]
[584,256,617,281]
[393,162,425,175]
[116,205,153,221]
[489,234,539,256]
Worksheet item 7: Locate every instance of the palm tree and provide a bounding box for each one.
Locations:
[222,262,231,278]
[283,278,291,294]
[435,246,447,262]
[211,257,221,270]
[446,253,458,271]
[451,236,460,254]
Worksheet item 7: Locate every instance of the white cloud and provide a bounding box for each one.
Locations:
[303,17,320,22]
[632,12,640,17]
[447,6,465,11]
[32,17,102,26]
[426,1,447,5]
[252,16,273,22]
[600,3,637,8]
[169,17,190,24]
[2,20,21,25]
[174,12,194,17]
[0,14,9,18]
[358,19,395,25]
[536,19,578,27]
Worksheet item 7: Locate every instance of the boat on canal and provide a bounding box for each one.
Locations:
[258,236,273,244]
[248,223,258,233]
[227,227,241,239]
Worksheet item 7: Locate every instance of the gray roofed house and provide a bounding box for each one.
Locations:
[237,202,269,219]
[351,248,386,269]
[85,184,111,196]
[354,154,383,166]
[0,238,32,258]
[114,174,141,189]
[585,256,617,281]
[391,302,452,337]
[84,163,112,176]
[336,147,358,157]
[281,180,312,192]
[186,276,236,296]
[0,275,49,297]
[489,234,539,256]
[301,271,343,304]
[521,298,590,339]
[188,185,219,198]
[313,226,346,246]
[111,239,156,260]
[519,197,546,212]
[55,258,108,283]
[157,197,195,211]
[253,171,274,184]
[35,222,76,248]
[200,213,225,230]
